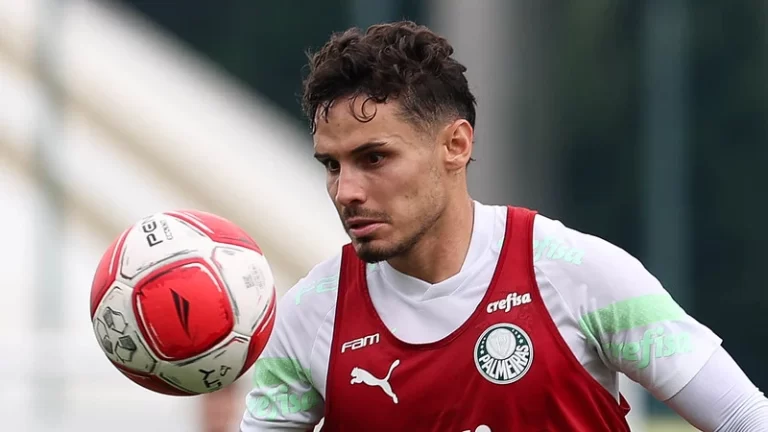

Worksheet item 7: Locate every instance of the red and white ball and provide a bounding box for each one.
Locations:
[89,210,276,396]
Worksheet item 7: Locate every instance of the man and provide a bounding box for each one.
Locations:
[241,21,768,431]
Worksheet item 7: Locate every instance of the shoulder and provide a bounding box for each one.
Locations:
[530,213,676,345]
[531,213,690,346]
[274,252,342,343]
[243,254,342,426]
[531,213,663,306]
[531,214,722,399]
[254,252,341,370]
[283,252,342,311]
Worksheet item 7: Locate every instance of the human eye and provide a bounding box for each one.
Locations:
[324,159,341,173]
[364,153,385,167]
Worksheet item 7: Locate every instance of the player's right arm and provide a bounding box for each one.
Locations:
[240,259,339,431]
[240,353,322,431]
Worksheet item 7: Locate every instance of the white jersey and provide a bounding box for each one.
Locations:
[240,202,722,430]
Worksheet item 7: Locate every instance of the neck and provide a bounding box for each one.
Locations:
[387,195,475,284]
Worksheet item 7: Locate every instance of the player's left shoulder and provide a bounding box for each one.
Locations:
[529,213,710,352]
[530,214,724,399]
[531,213,660,300]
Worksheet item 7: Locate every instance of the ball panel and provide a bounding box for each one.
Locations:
[113,363,193,396]
[211,245,276,335]
[92,283,158,374]
[238,293,276,378]
[133,258,234,361]
[156,335,250,394]
[166,210,262,253]
[119,213,210,282]
[90,227,131,318]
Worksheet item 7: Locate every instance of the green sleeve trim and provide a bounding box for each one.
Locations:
[578,293,685,339]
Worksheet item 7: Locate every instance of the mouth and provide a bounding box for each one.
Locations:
[345,218,384,238]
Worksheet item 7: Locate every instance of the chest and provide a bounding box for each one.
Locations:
[326,286,632,431]
[320,209,629,431]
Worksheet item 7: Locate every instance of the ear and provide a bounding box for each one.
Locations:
[441,119,474,171]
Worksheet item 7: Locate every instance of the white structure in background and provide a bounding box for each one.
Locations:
[0,0,347,431]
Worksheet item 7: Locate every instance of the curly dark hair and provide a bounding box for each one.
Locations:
[302,21,477,135]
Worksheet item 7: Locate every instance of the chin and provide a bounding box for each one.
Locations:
[353,235,418,263]
[352,238,398,263]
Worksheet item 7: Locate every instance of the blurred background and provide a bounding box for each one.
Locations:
[0,0,765,431]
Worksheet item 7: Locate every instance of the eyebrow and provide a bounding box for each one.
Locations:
[313,141,388,161]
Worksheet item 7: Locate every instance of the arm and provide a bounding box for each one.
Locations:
[239,285,325,431]
[535,217,766,430]
[666,346,768,431]
[578,241,767,430]
[240,357,322,431]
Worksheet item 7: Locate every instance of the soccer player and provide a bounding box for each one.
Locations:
[240,21,768,431]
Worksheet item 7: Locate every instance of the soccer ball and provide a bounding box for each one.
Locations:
[89,210,276,396]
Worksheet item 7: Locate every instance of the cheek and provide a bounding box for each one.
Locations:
[386,168,420,202]
[412,167,445,211]
[393,168,435,211]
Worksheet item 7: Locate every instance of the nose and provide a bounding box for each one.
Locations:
[334,167,366,207]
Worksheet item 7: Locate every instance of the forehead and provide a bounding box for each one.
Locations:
[313,97,415,152]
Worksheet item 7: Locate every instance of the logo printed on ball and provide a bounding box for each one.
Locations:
[170,289,192,336]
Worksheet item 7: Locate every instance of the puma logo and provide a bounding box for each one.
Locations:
[350,359,400,404]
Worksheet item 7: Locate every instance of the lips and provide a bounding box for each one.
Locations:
[345,218,384,237]
[345,218,379,229]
